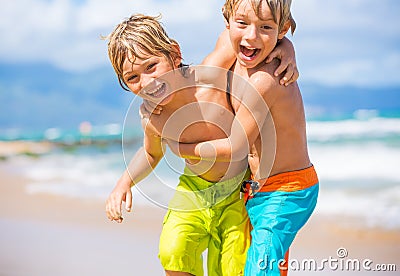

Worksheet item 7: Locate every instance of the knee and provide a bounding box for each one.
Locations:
[159,239,199,275]
[159,238,184,261]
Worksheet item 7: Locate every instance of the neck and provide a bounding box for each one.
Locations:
[163,66,197,111]
[164,85,197,111]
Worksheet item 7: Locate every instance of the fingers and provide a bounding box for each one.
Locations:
[279,64,299,86]
[139,103,151,119]
[105,193,124,223]
[291,65,299,83]
[139,103,146,119]
[279,63,293,85]
[274,58,290,79]
[142,100,162,116]
[266,48,282,64]
[264,50,297,86]
[125,190,132,212]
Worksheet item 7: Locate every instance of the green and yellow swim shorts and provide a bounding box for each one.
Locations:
[158,167,251,276]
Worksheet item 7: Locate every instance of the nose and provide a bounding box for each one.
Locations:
[140,74,154,89]
[243,24,258,41]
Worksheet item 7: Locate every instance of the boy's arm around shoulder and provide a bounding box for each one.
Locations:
[194,30,235,89]
[220,63,284,159]
[105,118,165,223]
[175,62,284,162]
[201,29,235,69]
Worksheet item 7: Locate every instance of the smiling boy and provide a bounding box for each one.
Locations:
[171,0,320,275]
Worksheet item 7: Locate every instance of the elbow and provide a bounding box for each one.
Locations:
[197,140,249,162]
[230,143,250,162]
[213,140,250,162]
[145,151,163,168]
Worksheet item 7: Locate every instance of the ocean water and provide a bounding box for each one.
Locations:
[1,110,400,230]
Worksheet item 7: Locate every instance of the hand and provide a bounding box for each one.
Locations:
[140,100,162,118]
[266,37,299,86]
[105,180,133,223]
[165,139,181,157]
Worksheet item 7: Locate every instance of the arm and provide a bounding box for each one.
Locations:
[106,121,165,223]
[169,72,279,162]
[201,29,236,69]
[266,36,299,86]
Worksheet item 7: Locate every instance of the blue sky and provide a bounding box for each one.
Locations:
[1,0,399,88]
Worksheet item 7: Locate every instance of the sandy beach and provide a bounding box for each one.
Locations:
[0,143,399,275]
[0,162,166,276]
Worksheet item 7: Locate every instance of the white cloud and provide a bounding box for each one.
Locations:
[1,0,399,87]
[291,0,400,87]
[0,0,222,71]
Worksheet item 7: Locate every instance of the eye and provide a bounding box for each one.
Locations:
[262,25,272,30]
[147,63,157,70]
[127,74,138,82]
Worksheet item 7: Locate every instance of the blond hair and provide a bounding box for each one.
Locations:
[223,0,296,34]
[104,14,182,91]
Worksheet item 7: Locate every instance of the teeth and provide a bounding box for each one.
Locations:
[241,45,256,50]
[147,83,164,97]
[241,45,258,58]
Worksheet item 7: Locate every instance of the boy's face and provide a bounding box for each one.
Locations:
[122,51,180,105]
[227,0,287,68]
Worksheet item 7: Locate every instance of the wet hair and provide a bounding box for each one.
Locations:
[104,14,182,91]
[223,0,296,34]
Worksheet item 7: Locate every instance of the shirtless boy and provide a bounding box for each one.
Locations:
[105,13,297,276]
[172,1,320,275]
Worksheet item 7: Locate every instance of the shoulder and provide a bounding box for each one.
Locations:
[248,59,283,97]
[141,117,161,138]
[193,65,228,93]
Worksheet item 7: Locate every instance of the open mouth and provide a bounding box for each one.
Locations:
[240,45,260,60]
[146,83,166,98]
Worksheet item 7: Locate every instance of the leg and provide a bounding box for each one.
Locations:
[244,185,319,275]
[159,209,209,276]
[208,199,251,276]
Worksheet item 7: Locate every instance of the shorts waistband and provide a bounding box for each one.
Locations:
[183,166,250,190]
[256,165,318,193]
[180,167,251,208]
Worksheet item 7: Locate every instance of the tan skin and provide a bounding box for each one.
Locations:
[106,30,298,276]
[168,1,310,186]
[108,42,249,276]
[106,50,248,222]
[106,29,298,223]
[226,0,311,178]
[161,5,306,275]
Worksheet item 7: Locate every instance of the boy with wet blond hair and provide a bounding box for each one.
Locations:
[105,12,299,276]
[173,0,319,275]
[106,15,252,276]
[222,0,297,34]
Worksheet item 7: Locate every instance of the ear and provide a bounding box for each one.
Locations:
[222,6,230,29]
[278,20,291,40]
[224,18,230,29]
[172,43,182,68]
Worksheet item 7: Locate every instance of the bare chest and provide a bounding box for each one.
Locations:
[149,92,235,143]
